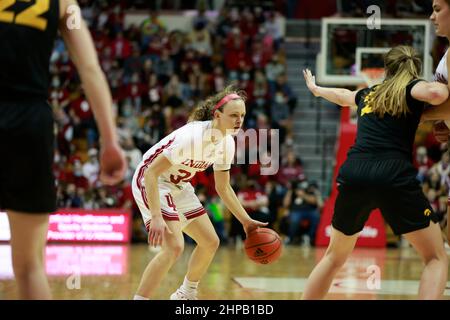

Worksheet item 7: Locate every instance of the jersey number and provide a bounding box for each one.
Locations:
[170,169,192,185]
[165,194,176,211]
[0,0,49,31]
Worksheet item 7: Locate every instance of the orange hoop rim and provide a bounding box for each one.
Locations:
[361,67,385,86]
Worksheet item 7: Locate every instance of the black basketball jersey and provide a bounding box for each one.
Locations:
[0,0,59,101]
[347,79,425,161]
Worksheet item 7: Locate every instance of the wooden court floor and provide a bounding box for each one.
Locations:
[1,243,449,300]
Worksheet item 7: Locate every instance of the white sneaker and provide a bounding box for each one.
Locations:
[170,289,198,300]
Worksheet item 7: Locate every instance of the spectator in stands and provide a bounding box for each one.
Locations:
[272,73,297,113]
[123,44,143,80]
[62,183,83,208]
[237,179,270,225]
[155,49,174,86]
[188,21,213,58]
[430,152,450,180]
[265,54,285,93]
[123,137,142,173]
[164,74,184,109]
[140,11,165,49]
[276,150,305,187]
[264,179,283,229]
[283,180,322,246]
[414,146,434,183]
[422,171,446,196]
[264,11,283,51]
[83,148,100,187]
[111,31,132,60]
[95,187,116,208]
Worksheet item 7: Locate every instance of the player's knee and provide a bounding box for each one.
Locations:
[173,243,184,259]
[431,250,448,266]
[422,247,448,266]
[325,251,348,269]
[198,234,220,252]
[12,257,43,279]
[209,235,221,251]
[166,242,184,260]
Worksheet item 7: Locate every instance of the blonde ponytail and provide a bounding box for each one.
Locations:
[369,45,422,118]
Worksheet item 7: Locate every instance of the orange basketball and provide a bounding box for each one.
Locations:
[244,228,282,264]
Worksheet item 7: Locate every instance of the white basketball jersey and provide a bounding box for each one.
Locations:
[434,49,448,85]
[134,120,235,191]
[433,49,449,127]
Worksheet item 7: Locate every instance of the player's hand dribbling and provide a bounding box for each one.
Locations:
[99,142,127,185]
[243,219,268,237]
[303,68,319,96]
[148,216,172,247]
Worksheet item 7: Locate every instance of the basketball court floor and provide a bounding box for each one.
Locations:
[1,243,449,300]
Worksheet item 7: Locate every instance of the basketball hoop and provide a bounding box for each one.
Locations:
[360,68,385,88]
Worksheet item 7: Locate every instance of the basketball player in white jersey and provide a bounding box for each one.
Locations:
[132,86,267,300]
[430,0,450,241]
[431,0,449,88]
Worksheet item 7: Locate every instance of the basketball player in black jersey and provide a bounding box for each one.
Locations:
[0,0,127,299]
[301,46,449,299]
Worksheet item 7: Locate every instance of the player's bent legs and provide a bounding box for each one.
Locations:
[302,227,359,300]
[135,220,184,298]
[182,214,220,282]
[7,210,51,300]
[403,221,448,299]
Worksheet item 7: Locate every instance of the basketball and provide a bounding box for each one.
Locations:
[244,228,282,265]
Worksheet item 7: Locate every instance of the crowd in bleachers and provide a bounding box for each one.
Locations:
[413,135,449,234]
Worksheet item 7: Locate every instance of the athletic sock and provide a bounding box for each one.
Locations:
[180,276,199,294]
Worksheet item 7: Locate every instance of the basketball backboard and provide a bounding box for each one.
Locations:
[316,18,433,86]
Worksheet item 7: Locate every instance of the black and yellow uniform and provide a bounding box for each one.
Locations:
[333,79,439,235]
[0,0,59,213]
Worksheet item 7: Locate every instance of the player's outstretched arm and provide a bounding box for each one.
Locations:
[214,170,267,235]
[59,0,126,185]
[303,68,358,108]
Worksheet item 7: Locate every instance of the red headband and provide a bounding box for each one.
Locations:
[211,93,241,115]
